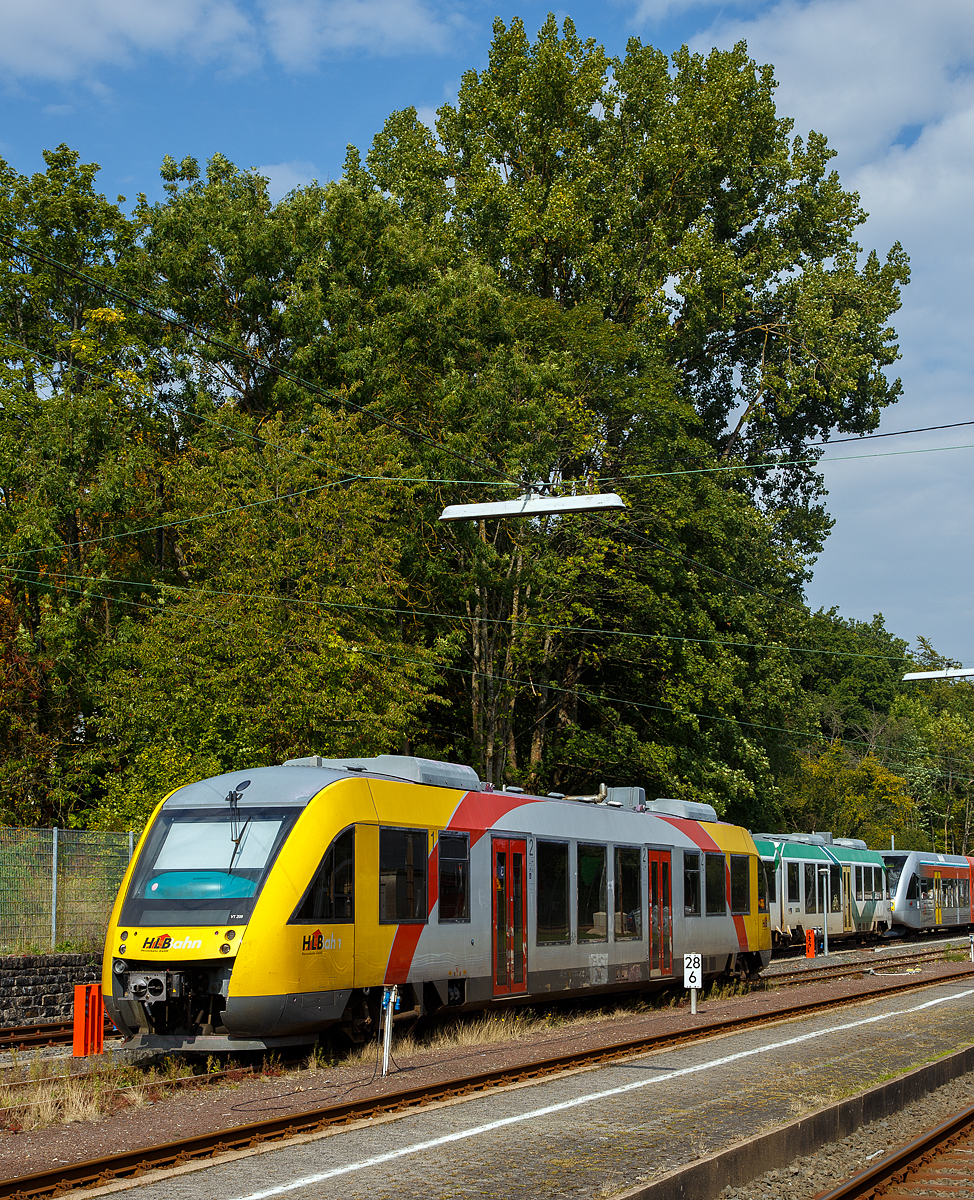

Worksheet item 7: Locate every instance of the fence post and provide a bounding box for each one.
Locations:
[128,830,134,860]
[51,827,58,951]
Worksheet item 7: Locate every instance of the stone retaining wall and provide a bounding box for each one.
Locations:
[0,953,101,1025]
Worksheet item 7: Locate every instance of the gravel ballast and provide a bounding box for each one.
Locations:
[718,1071,974,1200]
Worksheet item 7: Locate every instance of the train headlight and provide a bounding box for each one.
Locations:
[113,959,127,975]
[220,943,231,954]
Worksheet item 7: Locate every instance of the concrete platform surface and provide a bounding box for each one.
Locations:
[101,981,974,1200]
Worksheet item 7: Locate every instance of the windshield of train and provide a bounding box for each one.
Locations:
[883,854,909,895]
[120,807,299,926]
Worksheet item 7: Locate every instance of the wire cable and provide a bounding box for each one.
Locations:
[0,562,912,666]
[0,235,515,485]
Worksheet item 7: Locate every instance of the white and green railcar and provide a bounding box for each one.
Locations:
[754,833,891,948]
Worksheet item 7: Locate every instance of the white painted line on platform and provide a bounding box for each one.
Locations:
[228,988,974,1200]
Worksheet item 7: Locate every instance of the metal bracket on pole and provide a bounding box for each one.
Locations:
[381,985,398,1078]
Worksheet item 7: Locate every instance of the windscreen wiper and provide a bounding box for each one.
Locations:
[228,816,252,875]
[225,779,251,875]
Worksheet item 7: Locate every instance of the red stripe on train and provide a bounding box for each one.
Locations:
[385,790,543,983]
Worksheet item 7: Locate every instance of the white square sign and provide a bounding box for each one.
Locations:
[683,953,702,989]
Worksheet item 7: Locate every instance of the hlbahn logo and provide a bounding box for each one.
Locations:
[142,933,202,950]
[301,930,341,952]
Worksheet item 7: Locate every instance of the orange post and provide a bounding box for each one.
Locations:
[805,928,816,959]
[73,983,104,1056]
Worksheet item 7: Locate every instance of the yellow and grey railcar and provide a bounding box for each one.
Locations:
[103,756,772,1052]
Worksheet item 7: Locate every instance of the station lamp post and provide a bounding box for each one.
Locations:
[818,867,831,957]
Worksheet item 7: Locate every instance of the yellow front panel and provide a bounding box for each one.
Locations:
[230,776,375,998]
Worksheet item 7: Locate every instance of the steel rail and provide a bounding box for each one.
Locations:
[811,1100,974,1199]
[2,967,973,1199]
[0,1065,255,1106]
[764,944,968,987]
[0,1019,114,1053]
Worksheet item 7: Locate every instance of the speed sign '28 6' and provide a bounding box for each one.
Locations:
[683,953,702,989]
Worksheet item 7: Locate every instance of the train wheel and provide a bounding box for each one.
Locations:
[338,991,380,1045]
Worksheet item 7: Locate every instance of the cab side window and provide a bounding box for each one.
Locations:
[292,827,354,923]
[730,855,750,914]
[705,853,726,915]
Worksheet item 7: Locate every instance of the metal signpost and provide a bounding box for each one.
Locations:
[684,953,702,1014]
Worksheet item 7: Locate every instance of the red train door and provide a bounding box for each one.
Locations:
[647,849,673,976]
[492,838,528,996]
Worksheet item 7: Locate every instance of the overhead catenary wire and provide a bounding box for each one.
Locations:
[0,561,912,666]
[8,563,968,786]
[599,439,974,483]
[0,235,515,485]
[0,333,519,488]
[0,243,952,670]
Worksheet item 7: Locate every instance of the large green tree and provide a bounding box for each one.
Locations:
[368,16,909,560]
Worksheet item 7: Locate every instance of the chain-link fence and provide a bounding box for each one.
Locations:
[0,828,134,953]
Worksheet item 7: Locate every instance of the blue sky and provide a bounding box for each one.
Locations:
[3,0,974,661]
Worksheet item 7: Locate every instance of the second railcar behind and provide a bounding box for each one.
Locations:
[755,833,890,946]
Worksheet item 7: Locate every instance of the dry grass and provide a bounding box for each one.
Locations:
[0,1052,246,1132]
[342,991,678,1065]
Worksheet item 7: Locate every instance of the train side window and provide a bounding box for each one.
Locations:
[855,866,863,900]
[730,856,750,914]
[906,873,918,901]
[787,863,800,904]
[757,861,768,912]
[764,863,776,904]
[804,863,817,914]
[379,827,428,923]
[536,840,570,944]
[614,846,642,939]
[863,867,873,899]
[705,853,726,915]
[684,852,701,916]
[829,865,841,913]
[438,832,470,922]
[577,843,608,941]
[291,826,354,923]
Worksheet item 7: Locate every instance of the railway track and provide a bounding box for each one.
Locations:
[1,966,972,1199]
[812,1099,974,1198]
[0,1020,114,1054]
[764,943,972,987]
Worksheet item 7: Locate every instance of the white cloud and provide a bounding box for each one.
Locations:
[629,0,742,21]
[0,0,259,82]
[260,0,462,68]
[691,0,974,166]
[670,0,974,655]
[0,0,461,84]
[255,158,319,198]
